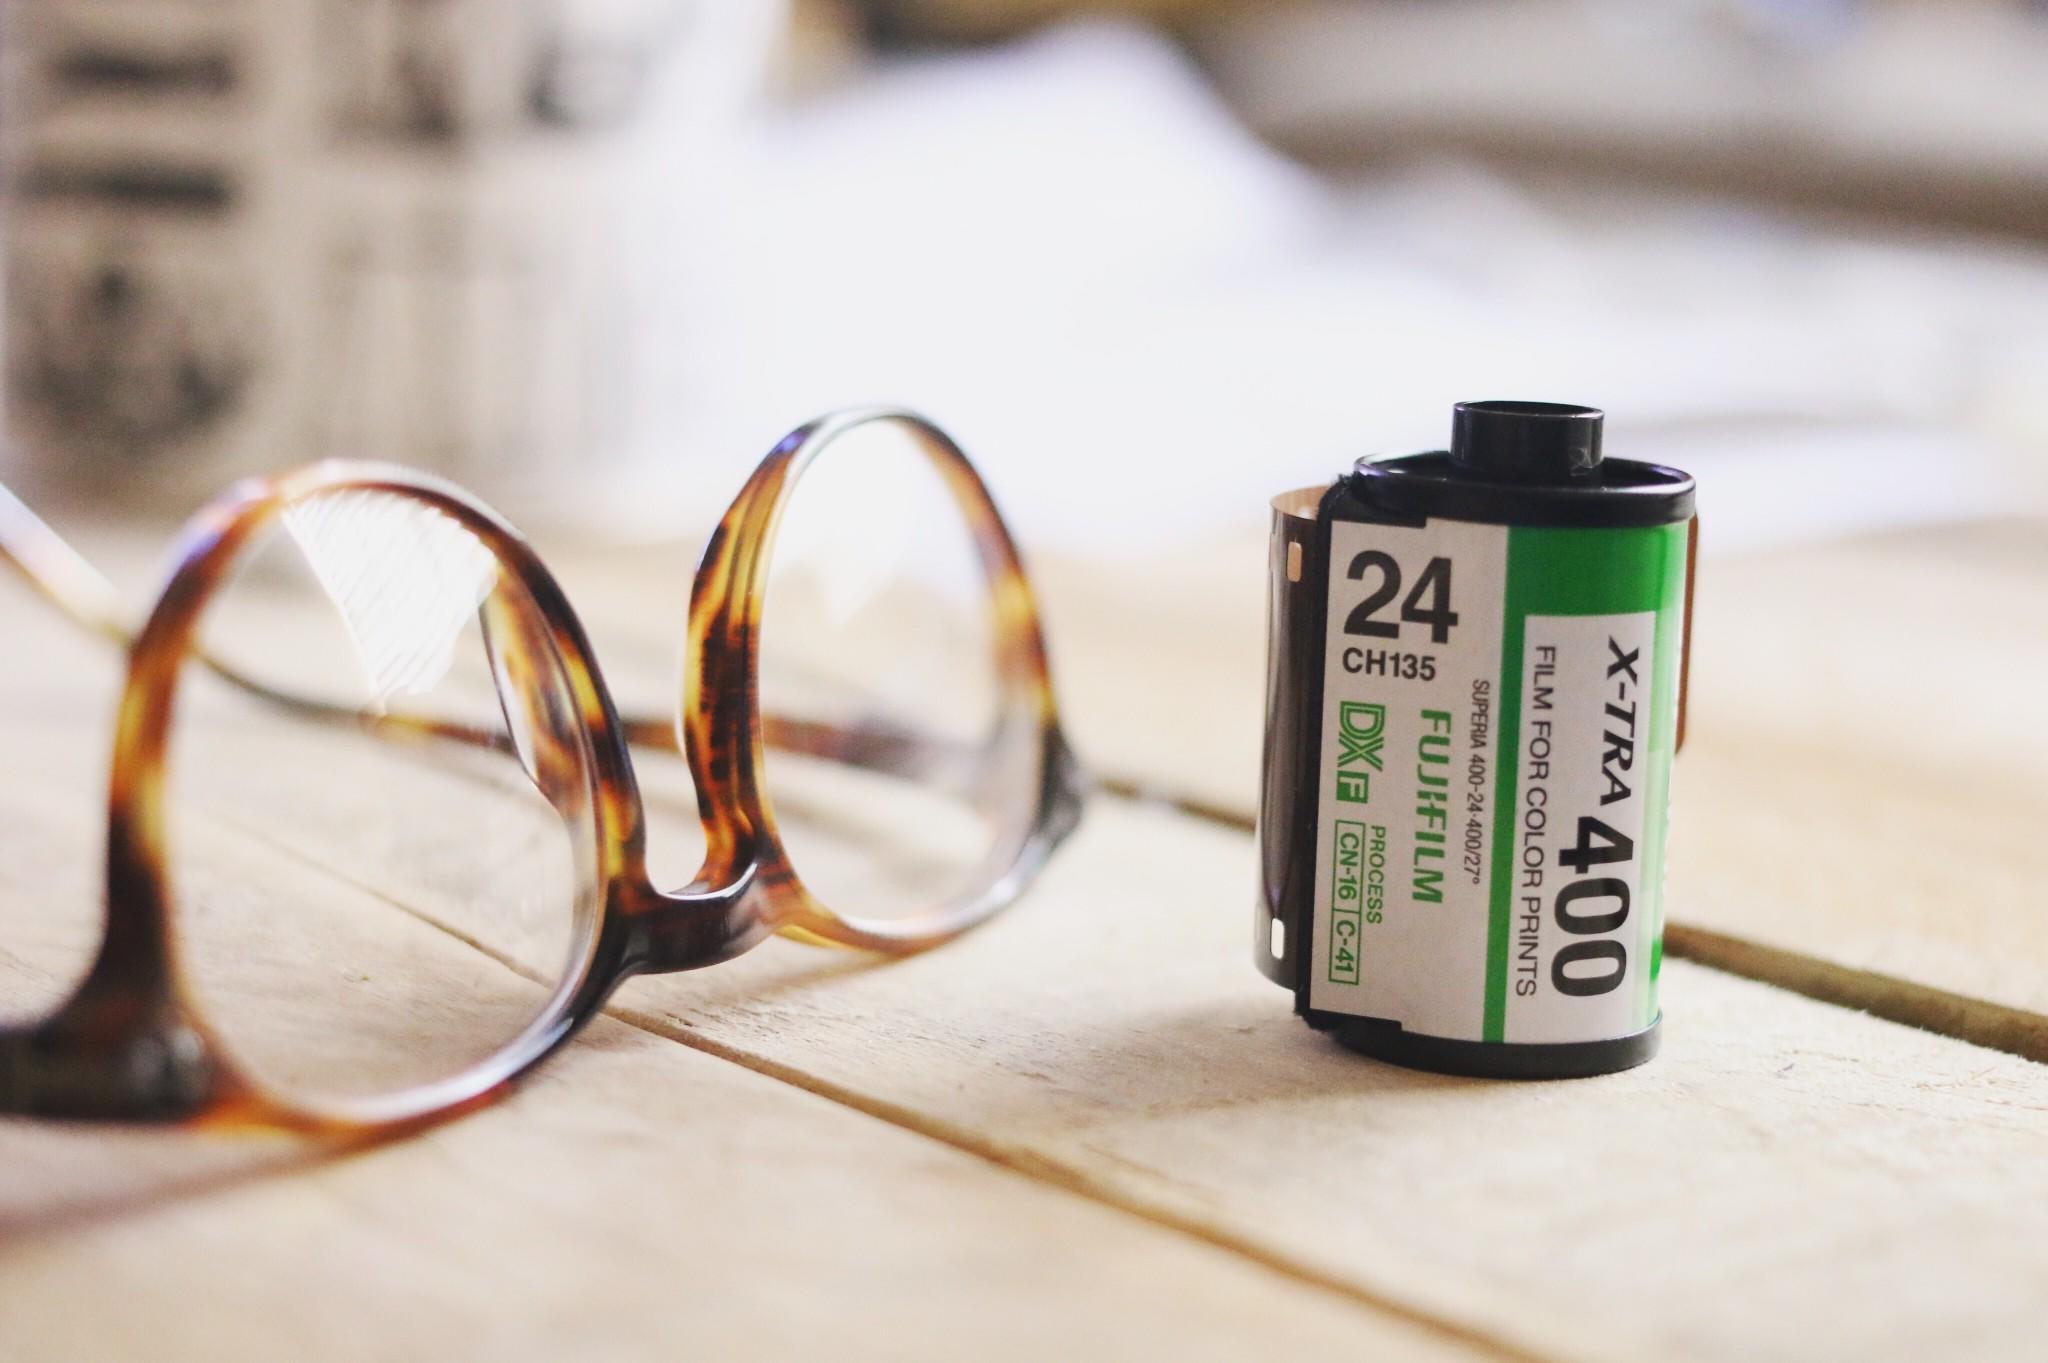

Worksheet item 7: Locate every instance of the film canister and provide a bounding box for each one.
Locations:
[1255,401,1697,1078]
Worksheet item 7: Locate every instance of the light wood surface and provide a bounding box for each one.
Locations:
[0,632,1484,1363]
[488,801,2048,1363]
[3,512,2044,1361]
[4,931,1505,1363]
[1032,517,2048,1058]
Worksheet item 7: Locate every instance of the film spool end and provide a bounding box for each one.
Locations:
[1451,400,1604,482]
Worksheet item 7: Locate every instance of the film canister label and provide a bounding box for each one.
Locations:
[1307,517,1689,1048]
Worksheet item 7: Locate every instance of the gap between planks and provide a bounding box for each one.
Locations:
[14,659,2038,1362]
[201,696,2048,1362]
[242,807,1570,1363]
[19,524,2039,1358]
[1094,775,2048,1068]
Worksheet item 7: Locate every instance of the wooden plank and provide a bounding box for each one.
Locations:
[1657,522,2048,1042]
[18,508,2048,1360]
[1,1043,1484,1362]
[600,797,2048,1363]
[0,574,1495,1361]
[487,512,2048,1055]
[36,509,2048,1036]
[1035,531,1269,820]
[1018,520,2048,1048]
[0,785,1494,1363]
[136,613,2042,1363]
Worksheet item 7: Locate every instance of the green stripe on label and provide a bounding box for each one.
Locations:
[1635,528,1689,1029]
[1482,523,1689,1043]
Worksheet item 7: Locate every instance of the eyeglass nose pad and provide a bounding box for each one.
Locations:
[478,593,587,819]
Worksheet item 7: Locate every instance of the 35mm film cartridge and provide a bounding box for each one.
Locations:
[1256,401,1697,1078]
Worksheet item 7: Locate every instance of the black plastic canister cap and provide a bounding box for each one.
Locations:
[1450,400,1603,482]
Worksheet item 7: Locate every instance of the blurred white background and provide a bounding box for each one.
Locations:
[7,0,2048,563]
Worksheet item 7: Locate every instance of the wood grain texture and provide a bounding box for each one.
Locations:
[1664,522,2048,1043]
[0,554,1501,1363]
[0,757,1488,1362]
[610,798,2048,1363]
[1,1025,1490,1363]
[9,509,2044,1362]
[1024,518,2048,1048]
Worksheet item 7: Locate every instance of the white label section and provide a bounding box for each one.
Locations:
[1505,612,1656,1044]
[1309,519,1505,1040]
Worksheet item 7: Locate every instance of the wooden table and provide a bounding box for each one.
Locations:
[2,506,2043,1362]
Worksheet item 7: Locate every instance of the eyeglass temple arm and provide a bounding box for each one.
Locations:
[0,481,975,800]
[0,483,132,649]
[0,482,465,748]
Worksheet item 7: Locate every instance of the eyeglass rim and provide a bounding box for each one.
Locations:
[679,407,1085,955]
[1,408,1083,1139]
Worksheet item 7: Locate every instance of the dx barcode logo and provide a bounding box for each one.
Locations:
[1334,702,1386,804]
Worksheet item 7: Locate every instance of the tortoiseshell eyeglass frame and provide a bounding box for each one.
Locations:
[0,408,1086,1141]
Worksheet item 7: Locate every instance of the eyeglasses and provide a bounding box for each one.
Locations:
[0,408,1085,1139]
